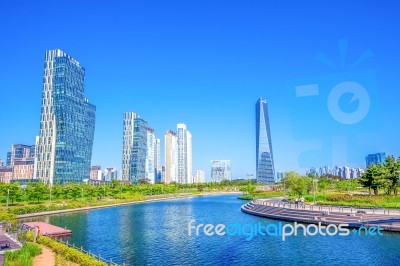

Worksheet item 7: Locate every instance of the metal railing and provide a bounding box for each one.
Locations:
[47,236,124,266]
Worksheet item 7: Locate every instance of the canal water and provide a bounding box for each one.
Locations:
[23,194,400,265]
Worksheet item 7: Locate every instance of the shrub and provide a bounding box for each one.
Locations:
[35,235,106,266]
[4,242,42,266]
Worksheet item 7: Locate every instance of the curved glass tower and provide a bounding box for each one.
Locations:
[256,97,275,184]
[36,49,96,185]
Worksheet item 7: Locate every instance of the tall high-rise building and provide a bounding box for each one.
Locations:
[154,138,162,183]
[122,112,141,182]
[36,49,96,185]
[211,160,231,182]
[255,97,275,184]
[365,153,386,168]
[146,128,156,184]
[130,118,148,184]
[164,130,178,184]
[177,123,192,184]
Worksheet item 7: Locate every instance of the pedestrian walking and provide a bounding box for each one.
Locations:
[295,197,299,209]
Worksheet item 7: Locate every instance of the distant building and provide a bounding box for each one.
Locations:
[365,153,386,168]
[122,112,141,182]
[0,160,3,167]
[276,172,284,182]
[6,152,11,167]
[104,167,118,182]
[9,144,36,181]
[130,118,148,184]
[36,49,96,185]
[195,170,206,183]
[255,98,275,184]
[13,158,35,181]
[343,166,350,179]
[154,138,162,183]
[0,167,13,183]
[164,130,178,184]
[211,160,231,182]
[90,166,102,181]
[146,128,156,184]
[177,123,192,184]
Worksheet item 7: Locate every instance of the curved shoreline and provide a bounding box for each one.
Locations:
[241,200,400,232]
[17,192,241,220]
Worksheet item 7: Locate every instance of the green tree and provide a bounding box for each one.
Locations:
[360,163,386,195]
[1,183,24,205]
[383,156,400,195]
[26,182,49,203]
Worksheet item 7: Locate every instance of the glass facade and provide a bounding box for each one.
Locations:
[365,153,386,168]
[256,97,275,184]
[211,160,231,182]
[130,118,148,184]
[36,49,96,184]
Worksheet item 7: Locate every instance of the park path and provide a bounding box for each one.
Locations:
[33,245,55,266]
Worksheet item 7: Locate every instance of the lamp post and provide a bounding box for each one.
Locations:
[6,189,9,208]
[313,174,317,205]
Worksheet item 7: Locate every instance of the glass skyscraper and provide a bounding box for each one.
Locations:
[36,49,96,185]
[255,97,275,184]
[130,118,148,184]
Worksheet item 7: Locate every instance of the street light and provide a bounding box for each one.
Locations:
[313,174,317,205]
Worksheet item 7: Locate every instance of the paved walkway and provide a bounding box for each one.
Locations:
[242,199,400,232]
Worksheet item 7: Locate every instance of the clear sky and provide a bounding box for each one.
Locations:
[0,1,399,180]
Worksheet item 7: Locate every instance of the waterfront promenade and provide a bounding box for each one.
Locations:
[242,198,400,232]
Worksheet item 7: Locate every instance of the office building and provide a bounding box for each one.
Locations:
[122,112,141,182]
[195,170,206,183]
[365,153,386,168]
[211,160,231,182]
[104,167,118,182]
[35,49,96,185]
[276,172,284,182]
[130,118,148,184]
[90,166,102,181]
[165,130,178,184]
[177,123,192,184]
[0,167,13,183]
[255,97,275,184]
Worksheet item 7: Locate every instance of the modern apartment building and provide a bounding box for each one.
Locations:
[177,123,192,184]
[164,130,178,184]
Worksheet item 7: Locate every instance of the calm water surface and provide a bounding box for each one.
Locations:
[22,194,400,266]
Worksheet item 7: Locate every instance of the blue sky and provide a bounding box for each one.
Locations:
[0,1,399,180]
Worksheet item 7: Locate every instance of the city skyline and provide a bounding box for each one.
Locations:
[1,1,399,180]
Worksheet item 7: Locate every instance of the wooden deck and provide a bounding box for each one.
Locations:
[23,222,72,237]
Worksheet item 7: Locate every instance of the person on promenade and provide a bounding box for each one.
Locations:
[295,198,299,209]
[300,196,305,208]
